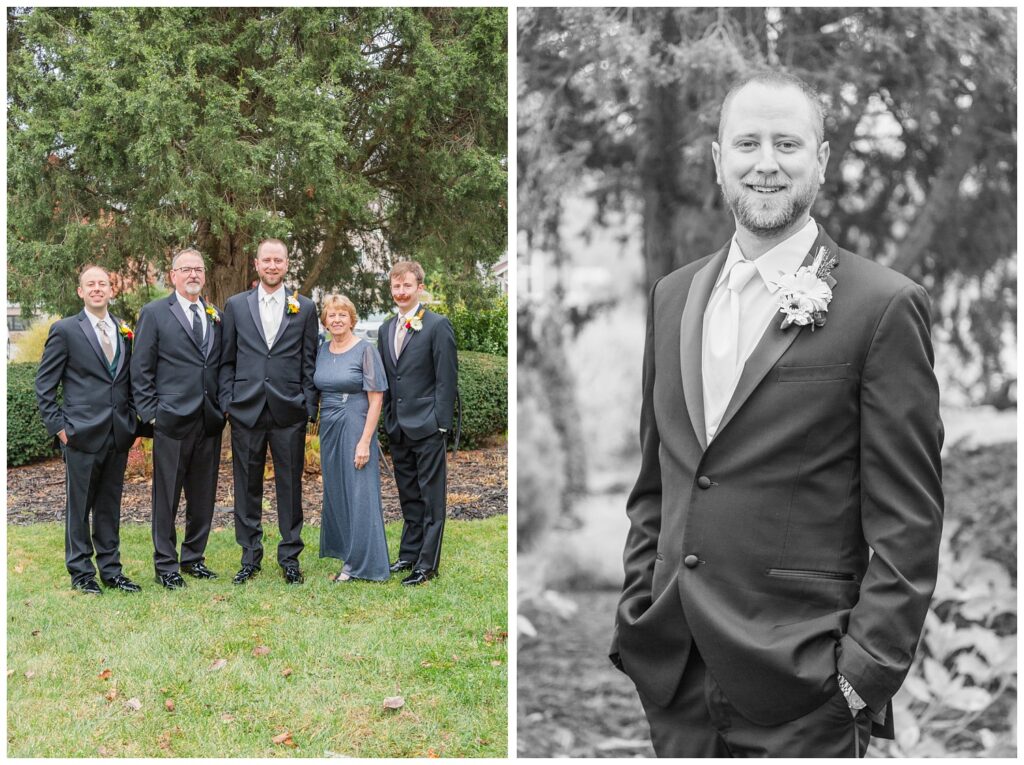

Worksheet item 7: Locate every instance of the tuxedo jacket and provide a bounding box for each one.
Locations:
[131,293,225,439]
[611,226,943,739]
[378,308,458,441]
[35,311,137,453]
[218,288,319,428]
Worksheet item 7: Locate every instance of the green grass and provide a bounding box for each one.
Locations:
[7,518,508,757]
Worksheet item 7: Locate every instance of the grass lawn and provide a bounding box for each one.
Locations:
[8,517,507,757]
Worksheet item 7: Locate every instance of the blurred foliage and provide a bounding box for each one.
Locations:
[440,294,508,356]
[111,283,167,330]
[7,362,59,467]
[9,316,55,365]
[518,7,1016,404]
[8,7,507,312]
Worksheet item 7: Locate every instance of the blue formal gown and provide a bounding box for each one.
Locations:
[313,339,390,580]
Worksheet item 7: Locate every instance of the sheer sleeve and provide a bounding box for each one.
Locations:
[361,341,388,392]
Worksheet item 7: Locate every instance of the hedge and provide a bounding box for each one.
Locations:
[454,350,507,448]
[443,299,508,356]
[8,362,59,467]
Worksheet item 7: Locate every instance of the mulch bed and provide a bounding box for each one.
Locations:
[7,440,507,528]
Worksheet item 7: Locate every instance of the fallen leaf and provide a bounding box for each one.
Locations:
[212,594,226,603]
[221,714,235,723]
[491,660,502,667]
[165,699,175,712]
[427,749,440,758]
[157,731,172,751]
[24,671,35,679]
[451,655,460,662]
[272,731,297,747]
[99,669,113,681]
[6,670,13,678]
[382,696,405,710]
[420,661,433,668]
[252,645,270,657]
[281,667,293,677]
[14,564,24,574]
[125,697,142,711]
[483,629,508,644]
[97,746,111,756]
[104,688,118,702]
[31,630,40,637]
[209,658,227,671]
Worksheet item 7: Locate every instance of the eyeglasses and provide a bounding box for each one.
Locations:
[174,266,205,275]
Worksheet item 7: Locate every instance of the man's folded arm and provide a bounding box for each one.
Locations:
[838,283,944,713]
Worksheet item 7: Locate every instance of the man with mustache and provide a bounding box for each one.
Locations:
[36,265,141,594]
[611,71,943,757]
[132,248,226,589]
[219,239,319,585]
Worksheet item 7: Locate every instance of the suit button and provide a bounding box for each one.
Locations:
[265,377,270,381]
[397,375,402,381]
[683,554,699,569]
[397,398,403,403]
[697,475,712,489]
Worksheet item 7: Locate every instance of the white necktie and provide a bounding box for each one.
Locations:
[395,317,408,359]
[96,319,115,364]
[704,260,759,435]
[262,295,279,347]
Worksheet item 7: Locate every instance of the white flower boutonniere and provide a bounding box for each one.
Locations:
[287,291,300,315]
[774,246,839,331]
[205,304,221,323]
[405,308,426,333]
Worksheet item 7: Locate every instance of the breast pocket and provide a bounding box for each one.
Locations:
[777,363,851,383]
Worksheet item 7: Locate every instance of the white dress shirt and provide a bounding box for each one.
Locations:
[702,218,819,441]
[85,310,116,357]
[176,292,207,340]
[259,284,285,347]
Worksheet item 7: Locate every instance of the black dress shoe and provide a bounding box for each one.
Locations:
[282,566,304,585]
[102,574,141,593]
[182,562,218,579]
[401,569,437,587]
[73,577,102,595]
[156,572,187,590]
[389,559,415,573]
[232,564,260,585]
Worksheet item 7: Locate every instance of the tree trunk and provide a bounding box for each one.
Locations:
[198,222,253,308]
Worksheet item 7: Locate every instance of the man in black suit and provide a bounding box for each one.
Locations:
[219,239,319,585]
[132,248,226,589]
[378,261,458,586]
[35,265,141,594]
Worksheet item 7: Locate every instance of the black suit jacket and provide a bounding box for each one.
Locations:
[131,293,225,439]
[611,226,944,739]
[378,308,458,441]
[218,288,319,428]
[35,311,137,453]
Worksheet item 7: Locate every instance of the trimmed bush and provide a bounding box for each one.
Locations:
[442,298,508,356]
[8,362,59,467]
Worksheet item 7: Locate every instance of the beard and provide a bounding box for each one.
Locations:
[184,282,202,296]
[721,174,820,238]
[260,272,283,288]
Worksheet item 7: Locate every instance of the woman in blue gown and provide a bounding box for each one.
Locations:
[313,295,390,581]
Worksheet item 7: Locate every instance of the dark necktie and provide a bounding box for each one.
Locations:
[190,303,204,351]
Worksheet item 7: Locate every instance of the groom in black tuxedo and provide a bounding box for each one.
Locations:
[219,239,319,585]
[35,265,141,594]
[132,248,225,589]
[378,261,458,586]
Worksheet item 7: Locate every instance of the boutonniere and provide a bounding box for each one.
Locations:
[118,322,134,341]
[287,291,300,315]
[404,308,426,333]
[774,246,839,331]
[205,304,221,323]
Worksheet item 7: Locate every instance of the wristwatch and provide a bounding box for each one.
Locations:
[838,673,867,711]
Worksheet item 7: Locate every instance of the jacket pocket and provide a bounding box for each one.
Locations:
[766,567,857,582]
[777,363,851,382]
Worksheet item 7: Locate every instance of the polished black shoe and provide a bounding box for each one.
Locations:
[156,572,187,590]
[182,562,218,579]
[283,566,304,585]
[232,564,260,585]
[401,569,437,587]
[389,559,415,573]
[73,577,102,595]
[102,574,141,593]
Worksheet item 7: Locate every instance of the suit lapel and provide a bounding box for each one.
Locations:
[680,245,729,452]
[169,294,204,353]
[77,311,110,372]
[111,313,127,377]
[385,315,399,367]
[715,226,839,438]
[398,309,423,360]
[246,289,268,346]
[275,290,294,347]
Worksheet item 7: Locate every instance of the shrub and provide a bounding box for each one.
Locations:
[441,297,508,356]
[8,362,59,467]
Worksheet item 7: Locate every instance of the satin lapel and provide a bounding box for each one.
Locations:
[77,311,109,371]
[399,310,422,358]
[385,316,399,367]
[169,295,203,352]
[716,226,839,437]
[199,299,215,359]
[275,291,295,348]
[111,314,127,377]
[247,290,268,346]
[680,245,729,452]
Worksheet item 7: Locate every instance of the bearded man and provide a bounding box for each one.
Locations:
[610,70,944,757]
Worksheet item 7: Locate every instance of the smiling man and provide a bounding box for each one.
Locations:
[610,71,944,757]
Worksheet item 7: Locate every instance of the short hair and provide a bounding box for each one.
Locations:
[256,238,289,259]
[389,260,425,284]
[78,263,111,285]
[320,293,359,328]
[171,248,204,269]
[718,70,825,145]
